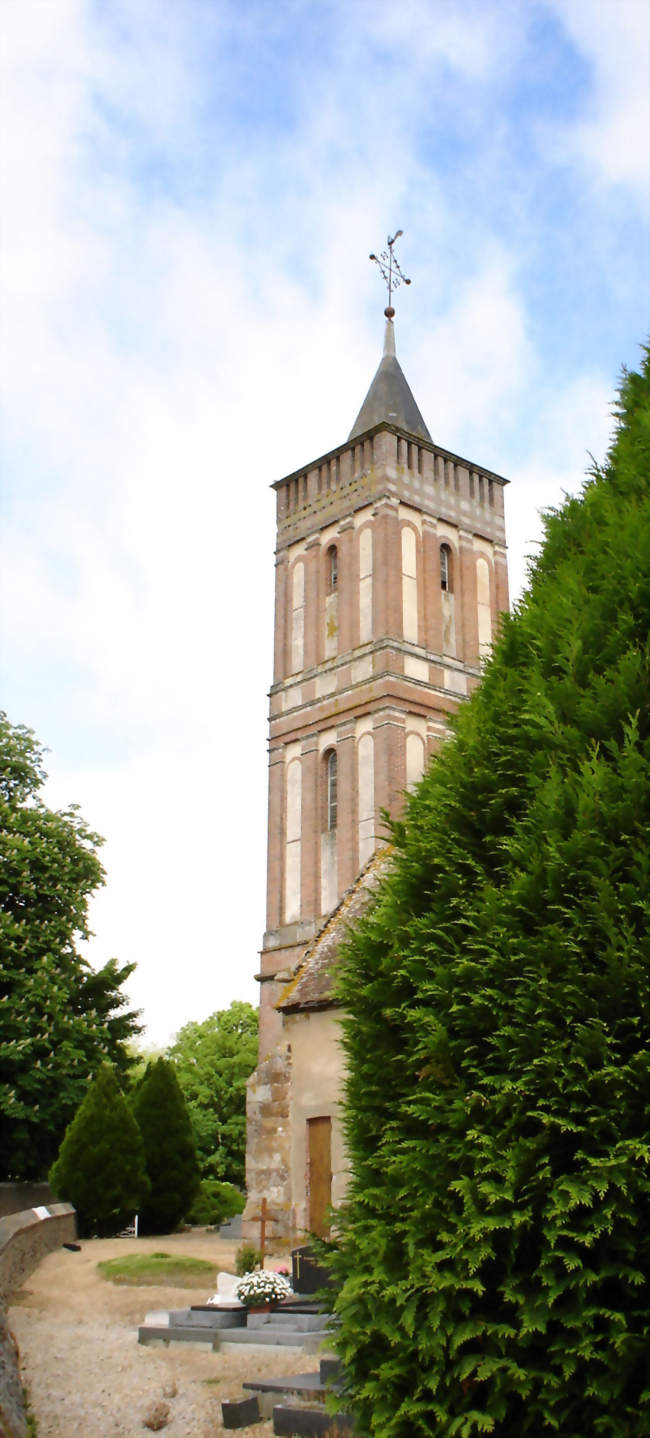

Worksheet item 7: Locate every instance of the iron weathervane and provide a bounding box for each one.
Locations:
[369,230,411,318]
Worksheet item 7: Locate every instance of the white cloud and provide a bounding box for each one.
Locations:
[412,254,534,453]
[545,0,650,208]
[505,370,615,601]
[1,0,645,1044]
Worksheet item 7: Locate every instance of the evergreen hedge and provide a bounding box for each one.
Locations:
[330,354,650,1436]
[131,1057,200,1234]
[49,1065,149,1237]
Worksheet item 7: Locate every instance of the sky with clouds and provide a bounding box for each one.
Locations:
[1,0,649,1047]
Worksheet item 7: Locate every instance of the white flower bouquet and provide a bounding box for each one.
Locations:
[235,1268,293,1307]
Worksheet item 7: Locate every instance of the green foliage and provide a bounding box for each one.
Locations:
[0,714,141,1179]
[331,353,650,1436]
[49,1065,149,1237]
[131,1057,200,1234]
[185,1178,245,1226]
[167,1001,258,1185]
[235,1243,262,1276]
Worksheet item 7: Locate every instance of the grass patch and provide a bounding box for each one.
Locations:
[97,1252,216,1287]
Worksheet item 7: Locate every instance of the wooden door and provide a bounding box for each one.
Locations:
[307,1116,332,1237]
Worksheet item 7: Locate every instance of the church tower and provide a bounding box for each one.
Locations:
[245,260,509,1243]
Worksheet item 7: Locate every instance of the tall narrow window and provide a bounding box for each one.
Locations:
[401,526,418,644]
[440,543,452,592]
[327,545,338,592]
[326,749,337,831]
[476,555,492,658]
[291,560,305,672]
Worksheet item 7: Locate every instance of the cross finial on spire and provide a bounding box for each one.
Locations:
[369,230,411,318]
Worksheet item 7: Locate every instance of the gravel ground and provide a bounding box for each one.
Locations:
[8,1231,313,1437]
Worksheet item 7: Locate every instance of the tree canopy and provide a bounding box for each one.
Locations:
[0,715,141,1179]
[168,1000,258,1186]
[331,353,650,1437]
[131,1057,200,1233]
[49,1064,149,1237]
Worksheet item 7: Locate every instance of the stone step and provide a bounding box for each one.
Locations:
[139,1324,219,1347]
[217,1326,330,1350]
[172,1306,246,1328]
[248,1310,327,1331]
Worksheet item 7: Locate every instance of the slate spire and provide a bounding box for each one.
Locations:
[348,318,432,443]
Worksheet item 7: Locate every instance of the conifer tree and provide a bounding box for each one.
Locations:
[131,1057,200,1234]
[331,353,650,1437]
[49,1065,149,1237]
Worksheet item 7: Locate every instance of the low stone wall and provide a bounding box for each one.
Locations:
[0,1203,76,1304]
[0,1311,26,1438]
[0,1201,77,1438]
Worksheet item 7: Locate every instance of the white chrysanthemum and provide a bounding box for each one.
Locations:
[235,1269,293,1306]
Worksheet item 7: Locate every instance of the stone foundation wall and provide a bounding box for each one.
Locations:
[242,1043,293,1247]
[0,1201,77,1438]
[0,1311,26,1438]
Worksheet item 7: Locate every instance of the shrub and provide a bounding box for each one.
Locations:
[49,1065,149,1237]
[185,1179,245,1227]
[235,1243,262,1276]
[131,1058,200,1234]
[331,354,650,1435]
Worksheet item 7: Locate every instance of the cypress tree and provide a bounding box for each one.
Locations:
[331,353,650,1437]
[49,1065,149,1237]
[131,1057,200,1234]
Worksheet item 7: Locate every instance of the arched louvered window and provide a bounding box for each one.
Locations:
[440,543,453,592]
[327,544,338,592]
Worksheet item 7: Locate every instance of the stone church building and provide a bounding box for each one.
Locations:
[243,314,510,1246]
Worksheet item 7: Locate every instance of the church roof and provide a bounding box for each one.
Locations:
[276,846,394,1014]
[348,319,432,444]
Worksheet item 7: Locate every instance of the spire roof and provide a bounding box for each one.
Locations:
[348,319,432,444]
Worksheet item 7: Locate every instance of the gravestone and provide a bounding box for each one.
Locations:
[291,1246,332,1296]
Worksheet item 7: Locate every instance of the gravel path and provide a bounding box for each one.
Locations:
[8,1231,310,1437]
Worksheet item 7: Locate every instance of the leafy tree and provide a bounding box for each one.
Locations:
[186,1178,245,1227]
[167,1001,258,1185]
[0,714,141,1179]
[330,354,650,1437]
[131,1057,200,1233]
[49,1065,149,1237]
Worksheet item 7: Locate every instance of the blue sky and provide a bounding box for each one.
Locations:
[1,0,649,1045]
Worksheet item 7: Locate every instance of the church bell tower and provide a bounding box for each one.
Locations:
[258,321,509,1056]
[245,240,509,1242]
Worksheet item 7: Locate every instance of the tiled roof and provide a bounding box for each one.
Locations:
[276,846,393,1014]
[348,319,432,443]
